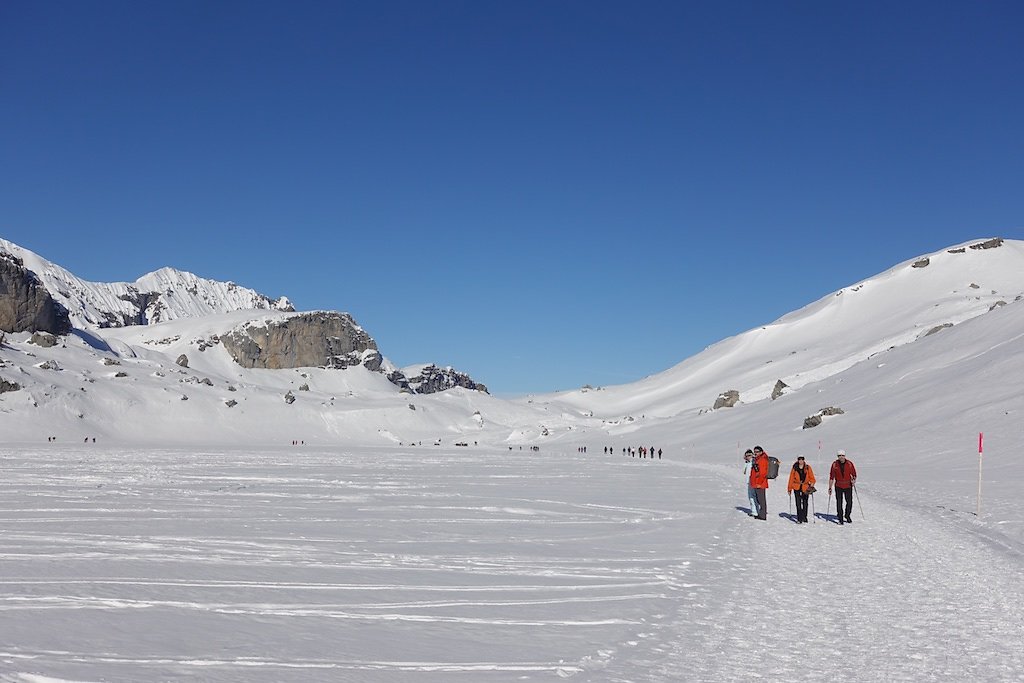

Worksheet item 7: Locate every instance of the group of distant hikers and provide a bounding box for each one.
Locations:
[743,446,858,524]
[615,445,663,459]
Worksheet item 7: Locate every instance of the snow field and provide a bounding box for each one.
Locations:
[1,445,717,681]
[3,444,1023,682]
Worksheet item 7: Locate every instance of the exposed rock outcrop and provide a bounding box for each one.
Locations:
[922,323,953,338]
[388,370,414,393]
[803,406,845,429]
[0,252,72,334]
[222,312,381,371]
[0,377,21,393]
[393,364,489,395]
[970,238,1003,250]
[30,331,58,347]
[803,415,822,429]
[912,258,930,268]
[713,389,740,409]
[771,379,789,400]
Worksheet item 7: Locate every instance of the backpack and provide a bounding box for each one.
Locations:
[766,456,781,480]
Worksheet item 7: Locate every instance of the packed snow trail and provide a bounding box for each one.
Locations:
[593,466,1024,682]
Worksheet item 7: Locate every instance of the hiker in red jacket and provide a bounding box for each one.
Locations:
[828,450,858,524]
[749,445,770,520]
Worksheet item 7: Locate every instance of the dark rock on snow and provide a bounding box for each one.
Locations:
[713,390,740,409]
[0,252,72,335]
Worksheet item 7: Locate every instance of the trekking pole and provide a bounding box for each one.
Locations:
[789,492,792,516]
[827,490,833,522]
[811,493,816,523]
[854,483,865,520]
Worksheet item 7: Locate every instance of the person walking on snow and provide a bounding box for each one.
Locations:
[742,449,758,516]
[828,450,857,524]
[787,456,816,523]
[749,446,770,520]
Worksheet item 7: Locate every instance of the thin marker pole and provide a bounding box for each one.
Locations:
[977,432,984,517]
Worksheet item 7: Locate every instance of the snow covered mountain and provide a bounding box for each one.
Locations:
[0,238,294,329]
[0,237,487,395]
[1,236,1022,454]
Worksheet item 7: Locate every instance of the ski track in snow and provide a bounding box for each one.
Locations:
[1,446,1022,681]
[0,446,701,682]
[595,470,1024,682]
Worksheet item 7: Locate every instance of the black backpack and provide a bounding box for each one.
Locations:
[766,456,781,479]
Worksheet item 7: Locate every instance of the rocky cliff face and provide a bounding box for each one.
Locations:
[395,364,489,395]
[0,252,72,334]
[221,312,383,371]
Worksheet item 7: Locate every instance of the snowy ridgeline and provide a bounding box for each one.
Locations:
[1,444,1022,682]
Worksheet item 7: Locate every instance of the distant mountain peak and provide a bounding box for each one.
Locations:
[0,238,293,330]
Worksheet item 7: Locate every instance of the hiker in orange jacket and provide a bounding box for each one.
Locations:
[787,456,816,523]
[749,445,769,520]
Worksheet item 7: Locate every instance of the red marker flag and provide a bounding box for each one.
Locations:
[979,432,984,454]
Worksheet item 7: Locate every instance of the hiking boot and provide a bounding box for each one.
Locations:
[838,519,844,525]
[845,517,853,524]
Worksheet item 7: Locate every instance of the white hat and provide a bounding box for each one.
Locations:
[837,449,846,456]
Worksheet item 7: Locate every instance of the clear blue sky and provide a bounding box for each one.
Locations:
[2,1,1022,395]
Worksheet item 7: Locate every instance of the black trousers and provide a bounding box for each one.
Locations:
[836,487,853,520]
[793,491,809,521]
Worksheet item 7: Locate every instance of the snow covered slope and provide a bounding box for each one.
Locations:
[542,237,1024,419]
